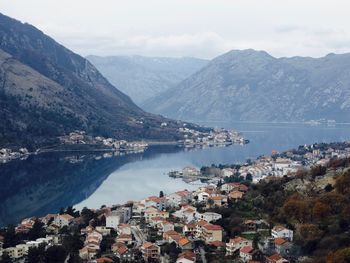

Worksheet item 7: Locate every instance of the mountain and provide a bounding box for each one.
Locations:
[0,13,198,148]
[87,55,208,104]
[143,49,350,123]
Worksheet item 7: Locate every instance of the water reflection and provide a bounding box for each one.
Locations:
[1,123,350,226]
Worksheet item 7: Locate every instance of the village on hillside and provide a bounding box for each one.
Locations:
[1,141,350,263]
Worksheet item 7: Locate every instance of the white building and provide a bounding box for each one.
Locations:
[272,226,293,241]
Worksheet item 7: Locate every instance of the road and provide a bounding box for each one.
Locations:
[131,225,146,247]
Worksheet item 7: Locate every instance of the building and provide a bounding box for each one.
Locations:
[266,253,289,263]
[201,224,223,243]
[141,242,160,262]
[226,236,252,255]
[271,226,293,241]
[240,246,254,262]
[106,208,131,229]
[53,214,74,227]
[167,190,192,207]
[3,244,27,259]
[199,212,222,222]
[176,251,196,263]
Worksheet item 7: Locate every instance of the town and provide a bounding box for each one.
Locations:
[0,126,247,165]
[170,141,350,184]
[1,141,350,263]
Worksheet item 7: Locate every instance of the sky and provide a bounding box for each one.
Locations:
[1,0,350,59]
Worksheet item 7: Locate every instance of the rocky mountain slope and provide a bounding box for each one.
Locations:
[144,49,350,123]
[87,55,208,104]
[0,13,198,148]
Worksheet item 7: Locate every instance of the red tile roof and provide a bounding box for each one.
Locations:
[240,246,254,254]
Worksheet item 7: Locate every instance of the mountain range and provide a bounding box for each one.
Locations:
[0,13,200,148]
[87,55,208,104]
[143,49,350,123]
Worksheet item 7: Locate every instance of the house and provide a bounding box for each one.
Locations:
[176,250,196,263]
[221,183,248,193]
[266,253,289,263]
[158,221,174,234]
[145,209,169,223]
[163,230,181,242]
[79,247,98,261]
[178,237,193,250]
[240,246,254,262]
[182,166,200,176]
[118,224,132,235]
[183,223,196,236]
[116,234,133,244]
[221,168,235,177]
[95,226,111,236]
[141,242,160,261]
[274,238,293,256]
[201,224,223,243]
[199,212,222,222]
[271,226,293,241]
[3,244,28,259]
[244,220,258,232]
[173,205,199,223]
[226,236,253,255]
[167,190,192,207]
[53,214,74,227]
[195,220,209,238]
[142,196,168,211]
[106,208,131,229]
[207,196,225,207]
[112,242,134,261]
[229,191,244,200]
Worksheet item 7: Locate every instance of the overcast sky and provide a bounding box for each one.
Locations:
[1,0,350,59]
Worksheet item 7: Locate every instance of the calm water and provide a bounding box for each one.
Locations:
[1,122,350,226]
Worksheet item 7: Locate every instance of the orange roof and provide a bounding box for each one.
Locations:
[117,245,128,255]
[268,253,283,261]
[203,224,223,231]
[178,250,196,261]
[96,257,113,263]
[117,234,132,239]
[175,190,190,197]
[229,236,247,244]
[240,246,253,254]
[60,214,74,220]
[164,230,178,236]
[274,238,287,246]
[178,238,191,246]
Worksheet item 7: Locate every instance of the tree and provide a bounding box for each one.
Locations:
[0,252,13,263]
[159,191,164,198]
[327,246,350,263]
[246,173,253,182]
[335,170,350,195]
[27,244,45,263]
[283,194,310,223]
[44,246,67,263]
[3,225,17,248]
[28,220,46,240]
[313,201,331,220]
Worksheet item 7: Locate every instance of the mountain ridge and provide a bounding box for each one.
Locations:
[0,13,200,148]
[87,55,208,104]
[143,49,350,123]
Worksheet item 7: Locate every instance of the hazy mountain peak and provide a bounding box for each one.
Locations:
[144,49,350,123]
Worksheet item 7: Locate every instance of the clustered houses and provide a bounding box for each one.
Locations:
[0,179,295,263]
[4,143,350,262]
[0,147,29,163]
[59,130,148,151]
[178,127,246,146]
[171,142,350,185]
